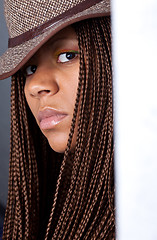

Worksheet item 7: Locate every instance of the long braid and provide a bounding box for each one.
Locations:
[62,21,99,239]
[3,74,40,239]
[3,77,17,239]
[72,17,113,239]
[18,72,40,238]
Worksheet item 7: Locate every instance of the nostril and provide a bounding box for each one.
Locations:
[38,89,51,95]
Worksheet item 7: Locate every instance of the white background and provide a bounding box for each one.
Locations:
[112,0,157,239]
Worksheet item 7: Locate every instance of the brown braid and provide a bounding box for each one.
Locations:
[3,16,115,239]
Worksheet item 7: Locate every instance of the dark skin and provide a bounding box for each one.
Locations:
[23,26,80,153]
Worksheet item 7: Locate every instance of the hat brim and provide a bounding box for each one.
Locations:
[0,0,110,80]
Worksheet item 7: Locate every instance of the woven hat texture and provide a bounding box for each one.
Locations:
[0,0,110,80]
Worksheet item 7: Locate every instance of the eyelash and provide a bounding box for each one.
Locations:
[24,50,78,77]
[24,65,37,77]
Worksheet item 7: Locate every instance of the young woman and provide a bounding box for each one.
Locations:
[0,0,115,239]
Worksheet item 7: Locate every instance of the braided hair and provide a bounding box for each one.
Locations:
[3,16,115,239]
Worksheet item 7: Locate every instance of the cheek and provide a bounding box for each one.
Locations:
[66,66,80,105]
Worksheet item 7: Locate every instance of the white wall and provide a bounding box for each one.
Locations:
[112,0,157,239]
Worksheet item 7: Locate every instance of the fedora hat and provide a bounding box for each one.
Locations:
[0,0,110,80]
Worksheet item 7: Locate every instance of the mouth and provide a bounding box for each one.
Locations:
[38,108,68,130]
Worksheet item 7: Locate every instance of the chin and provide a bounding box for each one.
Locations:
[48,138,67,153]
[47,133,77,153]
[49,144,66,153]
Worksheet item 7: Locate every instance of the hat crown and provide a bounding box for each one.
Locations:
[4,0,85,38]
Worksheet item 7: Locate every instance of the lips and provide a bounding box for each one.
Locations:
[38,108,68,130]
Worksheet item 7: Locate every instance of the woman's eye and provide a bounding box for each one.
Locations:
[57,51,78,63]
[25,65,37,77]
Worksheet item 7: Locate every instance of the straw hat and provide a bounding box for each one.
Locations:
[0,0,110,80]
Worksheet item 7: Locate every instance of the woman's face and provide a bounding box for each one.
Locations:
[24,26,79,153]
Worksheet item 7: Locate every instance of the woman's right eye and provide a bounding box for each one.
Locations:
[25,65,37,77]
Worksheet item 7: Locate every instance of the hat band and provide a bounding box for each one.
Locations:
[8,0,104,48]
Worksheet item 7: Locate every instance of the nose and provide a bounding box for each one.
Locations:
[25,65,59,99]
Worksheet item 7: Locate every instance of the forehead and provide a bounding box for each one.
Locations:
[47,25,77,44]
[23,25,78,64]
[40,26,77,51]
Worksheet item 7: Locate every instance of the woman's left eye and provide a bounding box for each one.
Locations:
[57,51,78,63]
[24,65,37,77]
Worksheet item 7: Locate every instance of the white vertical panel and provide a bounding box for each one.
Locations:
[112,0,157,239]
